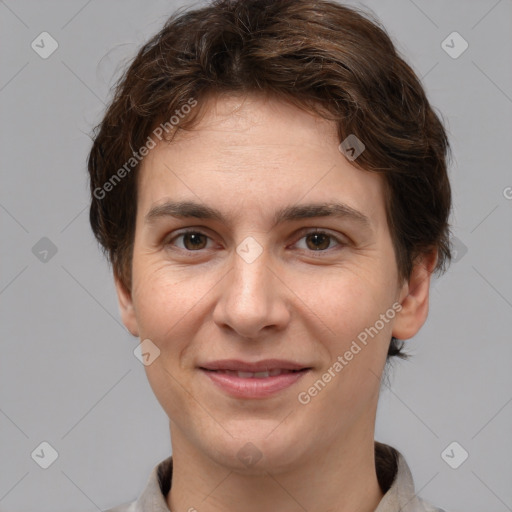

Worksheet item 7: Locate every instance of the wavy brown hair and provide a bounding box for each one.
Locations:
[88,0,452,360]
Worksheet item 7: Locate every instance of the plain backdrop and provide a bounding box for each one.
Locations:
[1,1,511,511]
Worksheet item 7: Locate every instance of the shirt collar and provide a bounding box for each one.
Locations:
[127,442,439,512]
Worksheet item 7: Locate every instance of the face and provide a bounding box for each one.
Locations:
[116,93,433,473]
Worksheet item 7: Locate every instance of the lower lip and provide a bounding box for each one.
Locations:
[200,369,310,398]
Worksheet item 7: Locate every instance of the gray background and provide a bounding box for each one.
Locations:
[1,0,511,511]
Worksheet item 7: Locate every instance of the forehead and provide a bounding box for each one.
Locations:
[136,93,387,231]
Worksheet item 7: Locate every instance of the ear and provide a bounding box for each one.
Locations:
[114,274,139,337]
[392,249,438,341]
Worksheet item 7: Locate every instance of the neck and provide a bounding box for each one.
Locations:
[166,415,384,512]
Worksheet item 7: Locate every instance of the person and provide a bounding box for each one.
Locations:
[87,0,453,510]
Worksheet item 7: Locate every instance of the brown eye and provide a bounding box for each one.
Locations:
[305,233,331,251]
[182,232,208,250]
[167,231,211,251]
[294,230,346,254]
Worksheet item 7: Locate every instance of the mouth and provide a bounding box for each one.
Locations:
[198,360,312,398]
[200,368,307,378]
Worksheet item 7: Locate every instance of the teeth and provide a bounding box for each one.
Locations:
[237,371,261,378]
[207,369,303,378]
[235,369,293,378]
[236,370,270,378]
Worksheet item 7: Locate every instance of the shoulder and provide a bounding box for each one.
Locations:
[101,455,172,512]
[417,496,451,512]
[102,500,137,512]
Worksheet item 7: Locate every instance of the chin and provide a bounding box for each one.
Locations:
[206,428,309,476]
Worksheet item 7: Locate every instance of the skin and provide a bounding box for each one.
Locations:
[115,92,437,512]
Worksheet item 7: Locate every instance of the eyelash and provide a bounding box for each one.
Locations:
[165,228,347,256]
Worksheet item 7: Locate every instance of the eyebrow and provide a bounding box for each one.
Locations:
[144,200,372,229]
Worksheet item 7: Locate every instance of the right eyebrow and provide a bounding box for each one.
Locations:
[145,200,225,224]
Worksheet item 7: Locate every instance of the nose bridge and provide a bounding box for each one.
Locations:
[230,237,273,313]
[213,235,288,337]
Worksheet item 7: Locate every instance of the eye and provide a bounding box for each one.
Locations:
[165,228,347,254]
[166,230,213,251]
[293,229,346,253]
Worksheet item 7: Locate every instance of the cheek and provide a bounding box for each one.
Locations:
[308,268,396,404]
[132,272,192,346]
[312,266,395,336]
[130,268,201,414]
[130,257,225,368]
[306,285,393,416]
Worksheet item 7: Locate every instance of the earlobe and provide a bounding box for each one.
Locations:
[114,274,139,337]
[392,250,438,341]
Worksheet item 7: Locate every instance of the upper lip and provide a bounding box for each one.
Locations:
[199,359,310,372]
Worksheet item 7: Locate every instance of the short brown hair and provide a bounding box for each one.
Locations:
[88,0,452,360]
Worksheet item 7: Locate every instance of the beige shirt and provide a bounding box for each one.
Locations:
[104,442,448,512]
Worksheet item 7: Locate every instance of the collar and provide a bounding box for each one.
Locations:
[113,442,443,512]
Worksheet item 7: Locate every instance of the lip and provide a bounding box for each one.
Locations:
[199,359,311,399]
[199,359,309,372]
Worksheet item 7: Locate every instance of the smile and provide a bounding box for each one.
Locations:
[206,368,303,378]
[200,368,311,398]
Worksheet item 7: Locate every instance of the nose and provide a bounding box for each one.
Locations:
[212,243,291,340]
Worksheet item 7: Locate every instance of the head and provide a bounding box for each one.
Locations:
[88,0,452,470]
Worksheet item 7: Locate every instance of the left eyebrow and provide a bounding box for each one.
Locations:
[144,200,372,230]
[272,202,371,229]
